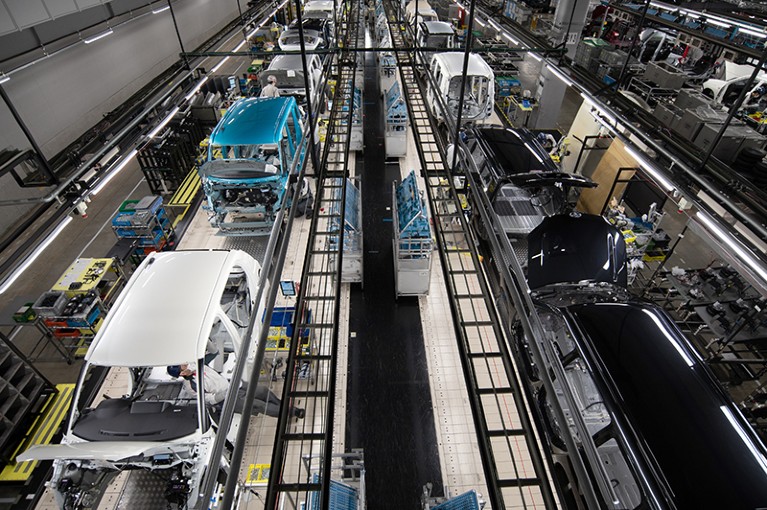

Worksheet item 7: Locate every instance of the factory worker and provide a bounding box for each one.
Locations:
[260,75,281,98]
[168,363,228,406]
[167,364,305,419]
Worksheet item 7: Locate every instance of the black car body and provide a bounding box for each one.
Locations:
[516,213,767,509]
[463,127,595,235]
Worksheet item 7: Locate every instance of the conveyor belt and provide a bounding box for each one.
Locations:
[265,0,364,507]
[385,4,560,508]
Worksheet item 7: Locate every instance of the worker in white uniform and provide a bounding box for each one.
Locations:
[260,75,281,98]
[168,363,305,419]
[169,363,228,406]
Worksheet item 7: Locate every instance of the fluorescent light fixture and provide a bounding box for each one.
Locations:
[185,76,209,100]
[739,27,767,38]
[528,52,542,62]
[210,56,231,73]
[488,19,502,30]
[502,33,519,45]
[0,74,9,85]
[705,18,730,28]
[696,212,767,283]
[247,0,289,38]
[581,94,624,132]
[92,149,138,195]
[651,0,765,35]
[152,5,170,13]
[0,216,73,294]
[84,28,114,44]
[624,145,675,192]
[476,18,486,27]
[456,2,465,9]
[548,65,574,87]
[147,107,179,138]
[234,39,248,51]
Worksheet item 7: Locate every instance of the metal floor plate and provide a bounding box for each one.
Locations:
[115,471,168,510]
[224,236,270,265]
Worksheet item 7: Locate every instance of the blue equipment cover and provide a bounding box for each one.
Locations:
[395,170,430,239]
[432,490,481,510]
[308,474,358,510]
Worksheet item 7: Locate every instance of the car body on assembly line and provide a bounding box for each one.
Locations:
[18,250,264,510]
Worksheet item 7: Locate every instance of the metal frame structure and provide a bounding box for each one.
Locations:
[265,0,363,507]
[386,2,560,507]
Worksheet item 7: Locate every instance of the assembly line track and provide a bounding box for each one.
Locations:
[384,3,559,509]
[472,0,767,247]
[263,1,363,507]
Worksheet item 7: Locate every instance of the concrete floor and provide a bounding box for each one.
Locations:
[0,162,151,384]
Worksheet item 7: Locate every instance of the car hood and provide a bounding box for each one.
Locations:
[528,213,627,289]
[17,441,195,463]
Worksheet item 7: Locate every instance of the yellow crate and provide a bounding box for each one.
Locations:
[246,464,270,485]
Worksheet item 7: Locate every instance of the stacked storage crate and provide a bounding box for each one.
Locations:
[0,334,54,466]
[34,290,104,358]
[137,116,204,195]
[597,49,628,83]
[112,196,174,253]
[575,38,612,74]
[496,76,521,98]
[32,258,126,360]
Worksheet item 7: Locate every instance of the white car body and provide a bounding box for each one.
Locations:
[278,28,324,51]
[262,54,324,103]
[303,0,336,15]
[702,60,767,104]
[405,0,439,26]
[427,52,495,124]
[18,250,263,509]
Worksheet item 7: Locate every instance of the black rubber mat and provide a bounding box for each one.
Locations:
[344,31,444,508]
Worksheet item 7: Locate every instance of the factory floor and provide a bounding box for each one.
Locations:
[344,44,442,507]
[0,31,661,510]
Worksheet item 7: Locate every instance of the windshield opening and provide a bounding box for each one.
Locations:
[71,365,199,442]
[447,75,489,118]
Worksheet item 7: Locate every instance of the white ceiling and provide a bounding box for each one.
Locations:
[0,0,107,35]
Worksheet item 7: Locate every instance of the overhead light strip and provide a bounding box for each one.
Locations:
[185,76,209,100]
[92,149,138,195]
[649,0,767,37]
[0,216,74,294]
[0,74,9,85]
[211,56,231,72]
[84,28,114,44]
[548,65,574,87]
[696,212,767,283]
[624,146,675,192]
[147,106,180,138]
[152,5,170,14]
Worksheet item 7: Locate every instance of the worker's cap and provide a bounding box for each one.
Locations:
[267,75,277,84]
[167,365,182,378]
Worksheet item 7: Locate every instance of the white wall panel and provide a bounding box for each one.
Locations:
[0,0,239,157]
[0,3,18,35]
[43,0,79,18]
[74,0,104,8]
[4,0,51,29]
